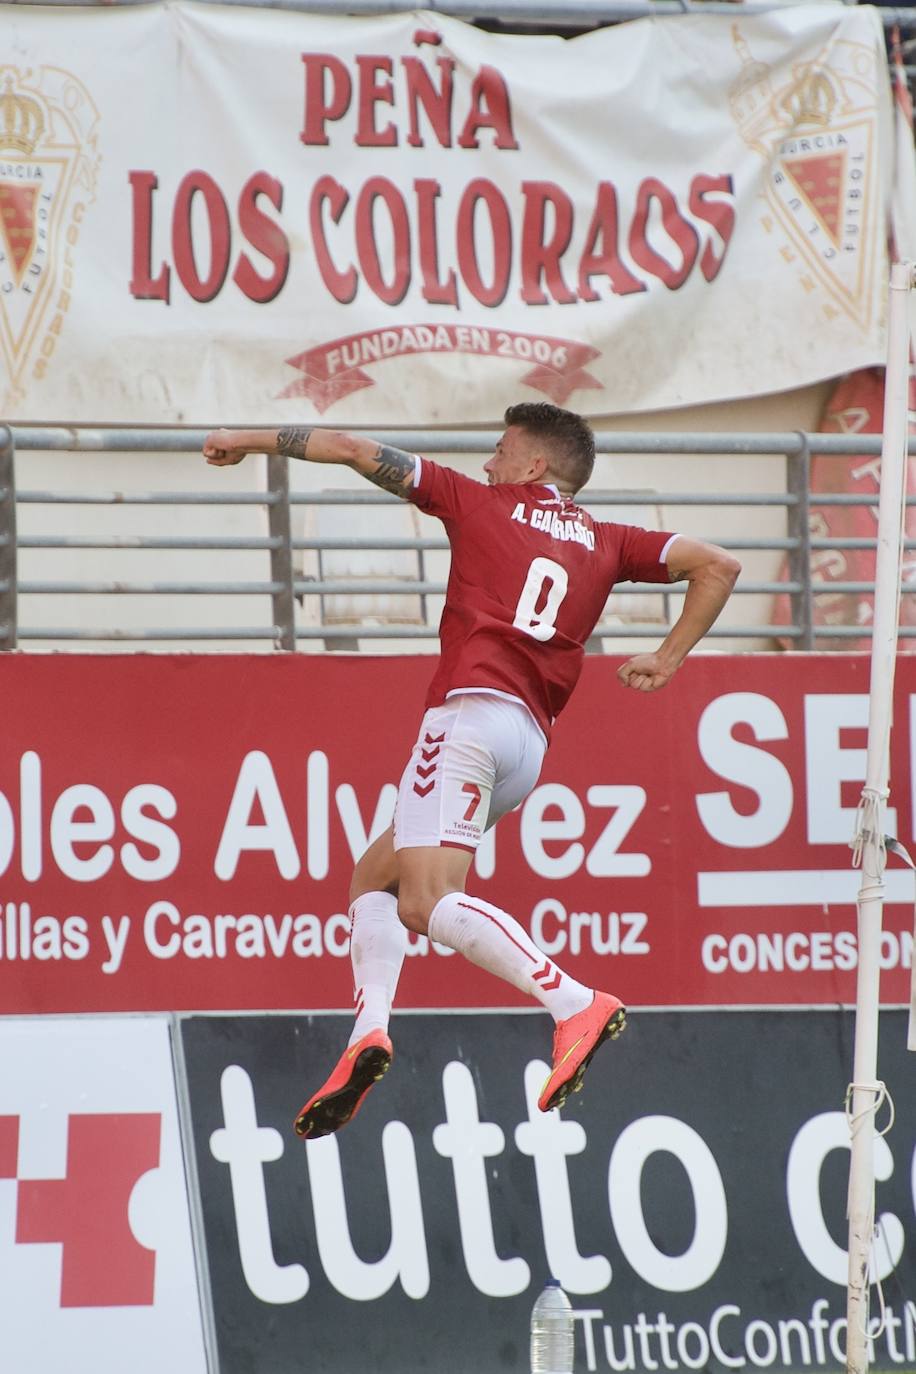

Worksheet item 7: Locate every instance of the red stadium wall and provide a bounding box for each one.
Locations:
[0,651,911,1014]
[1,653,914,1373]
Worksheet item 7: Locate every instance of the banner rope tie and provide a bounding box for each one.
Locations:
[851,791,888,877]
[850,793,916,1050]
[844,1080,895,1138]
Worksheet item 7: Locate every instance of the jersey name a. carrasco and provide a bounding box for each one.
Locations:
[409,458,676,740]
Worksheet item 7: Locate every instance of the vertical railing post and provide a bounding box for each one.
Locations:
[0,425,17,651]
[266,454,296,651]
[787,434,813,650]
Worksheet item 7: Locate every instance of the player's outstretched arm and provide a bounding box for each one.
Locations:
[617,536,741,693]
[202,426,417,498]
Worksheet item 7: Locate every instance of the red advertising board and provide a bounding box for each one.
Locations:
[0,653,912,1012]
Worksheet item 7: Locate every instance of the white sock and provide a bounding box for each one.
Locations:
[427,891,593,1021]
[347,891,406,1045]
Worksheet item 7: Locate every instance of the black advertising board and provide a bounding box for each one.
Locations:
[180,1011,916,1373]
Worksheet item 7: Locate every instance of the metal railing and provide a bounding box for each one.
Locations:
[3,420,911,651]
[2,425,914,652]
[12,0,916,24]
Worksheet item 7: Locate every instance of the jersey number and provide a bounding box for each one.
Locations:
[513,557,569,642]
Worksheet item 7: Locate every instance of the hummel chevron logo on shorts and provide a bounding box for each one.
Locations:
[413,730,446,798]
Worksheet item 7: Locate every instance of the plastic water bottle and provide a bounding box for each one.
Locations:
[530,1278,574,1373]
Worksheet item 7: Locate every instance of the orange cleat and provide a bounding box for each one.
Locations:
[538,991,627,1113]
[294,1029,393,1140]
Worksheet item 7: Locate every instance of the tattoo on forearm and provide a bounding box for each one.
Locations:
[368,444,416,495]
[276,426,313,460]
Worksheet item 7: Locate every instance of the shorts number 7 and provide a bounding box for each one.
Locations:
[462,783,482,821]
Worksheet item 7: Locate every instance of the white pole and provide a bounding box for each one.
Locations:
[846,259,913,1374]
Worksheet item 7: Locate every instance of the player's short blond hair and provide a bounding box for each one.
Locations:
[504,402,595,493]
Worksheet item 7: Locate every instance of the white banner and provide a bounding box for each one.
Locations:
[0,2,893,423]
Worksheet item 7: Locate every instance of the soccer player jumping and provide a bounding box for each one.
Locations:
[204,404,739,1137]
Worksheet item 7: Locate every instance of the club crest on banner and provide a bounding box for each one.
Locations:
[729,24,883,331]
[0,66,99,411]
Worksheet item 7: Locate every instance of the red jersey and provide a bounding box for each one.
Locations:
[408,457,676,740]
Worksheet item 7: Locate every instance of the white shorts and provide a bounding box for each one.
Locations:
[393,693,547,852]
